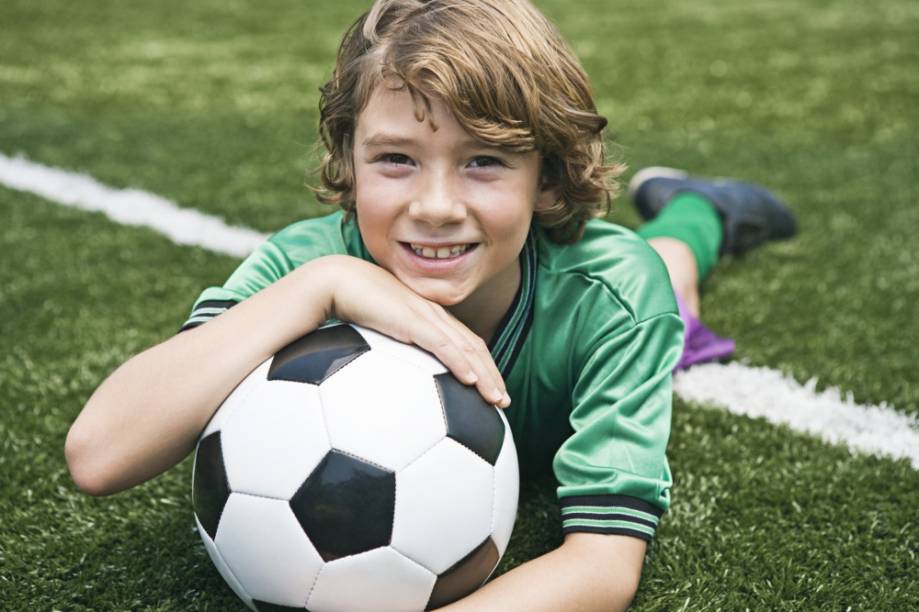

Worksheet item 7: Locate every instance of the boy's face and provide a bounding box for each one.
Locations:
[353,86,556,311]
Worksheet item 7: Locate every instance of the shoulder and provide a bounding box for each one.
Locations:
[180,210,354,330]
[267,210,350,263]
[535,218,677,323]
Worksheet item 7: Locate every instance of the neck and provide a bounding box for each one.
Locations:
[447,259,521,347]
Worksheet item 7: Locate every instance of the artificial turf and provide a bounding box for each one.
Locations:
[1,0,917,609]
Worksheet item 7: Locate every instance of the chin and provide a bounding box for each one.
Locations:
[409,281,469,307]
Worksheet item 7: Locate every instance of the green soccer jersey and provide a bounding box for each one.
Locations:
[182,211,683,542]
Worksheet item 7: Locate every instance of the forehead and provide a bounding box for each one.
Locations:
[355,85,478,148]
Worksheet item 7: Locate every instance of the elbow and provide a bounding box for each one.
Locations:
[65,423,116,497]
[610,553,642,608]
[562,532,645,609]
[618,573,641,609]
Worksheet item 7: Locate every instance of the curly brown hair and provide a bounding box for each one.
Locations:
[315,0,623,244]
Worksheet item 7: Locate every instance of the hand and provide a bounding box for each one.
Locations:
[320,255,510,408]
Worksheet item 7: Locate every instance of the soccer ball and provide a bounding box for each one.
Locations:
[192,323,519,612]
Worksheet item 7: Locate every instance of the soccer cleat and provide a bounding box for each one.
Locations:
[628,166,798,256]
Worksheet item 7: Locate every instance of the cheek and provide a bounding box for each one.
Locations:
[354,167,402,222]
[477,183,536,239]
[488,207,530,241]
[353,169,390,254]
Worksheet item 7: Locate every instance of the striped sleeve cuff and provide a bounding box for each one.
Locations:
[178,299,238,332]
[559,494,663,542]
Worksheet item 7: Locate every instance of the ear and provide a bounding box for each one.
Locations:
[535,155,562,211]
[535,183,561,211]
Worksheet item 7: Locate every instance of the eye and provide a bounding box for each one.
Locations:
[468,155,505,169]
[379,153,414,166]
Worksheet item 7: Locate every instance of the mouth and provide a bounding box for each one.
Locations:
[402,242,480,261]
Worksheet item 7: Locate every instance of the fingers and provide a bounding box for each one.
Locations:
[424,304,510,409]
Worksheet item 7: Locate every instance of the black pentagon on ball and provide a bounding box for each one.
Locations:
[290,450,395,562]
[426,537,500,610]
[435,373,506,466]
[268,324,370,385]
[192,431,231,540]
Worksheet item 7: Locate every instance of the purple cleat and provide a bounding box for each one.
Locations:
[673,292,735,371]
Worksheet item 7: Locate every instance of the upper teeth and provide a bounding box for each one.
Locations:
[410,243,471,259]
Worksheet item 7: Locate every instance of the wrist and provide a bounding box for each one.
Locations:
[289,255,342,325]
[304,254,377,325]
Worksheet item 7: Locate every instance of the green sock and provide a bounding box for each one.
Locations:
[636,192,723,280]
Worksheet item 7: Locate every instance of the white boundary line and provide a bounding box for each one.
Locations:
[673,363,918,468]
[3,151,917,469]
[0,153,268,257]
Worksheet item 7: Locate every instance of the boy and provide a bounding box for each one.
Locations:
[65,1,795,610]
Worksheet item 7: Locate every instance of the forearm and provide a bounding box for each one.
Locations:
[438,534,644,612]
[65,258,335,495]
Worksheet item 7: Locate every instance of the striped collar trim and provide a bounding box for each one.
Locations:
[489,228,537,379]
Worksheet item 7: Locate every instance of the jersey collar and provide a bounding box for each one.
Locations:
[488,228,537,379]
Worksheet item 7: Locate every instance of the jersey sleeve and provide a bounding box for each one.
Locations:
[553,310,683,542]
[179,236,295,332]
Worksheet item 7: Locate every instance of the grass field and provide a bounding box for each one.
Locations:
[2,0,918,609]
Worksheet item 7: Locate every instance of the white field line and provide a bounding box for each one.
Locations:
[3,152,918,469]
[0,153,268,257]
[674,364,918,469]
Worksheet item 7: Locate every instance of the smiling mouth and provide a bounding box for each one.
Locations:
[403,242,479,260]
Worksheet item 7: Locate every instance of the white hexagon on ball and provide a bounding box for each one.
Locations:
[391,437,494,574]
[215,493,324,608]
[307,546,436,612]
[320,350,446,472]
[201,361,271,439]
[221,377,329,499]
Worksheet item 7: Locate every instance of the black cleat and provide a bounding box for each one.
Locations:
[628,166,798,256]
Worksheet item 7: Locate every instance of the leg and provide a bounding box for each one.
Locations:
[635,190,722,320]
[647,237,701,318]
[630,167,797,369]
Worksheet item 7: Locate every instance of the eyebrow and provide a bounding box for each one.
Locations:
[362,134,417,148]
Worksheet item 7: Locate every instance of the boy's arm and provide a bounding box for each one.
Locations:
[439,533,646,611]
[66,255,507,496]
[65,257,337,496]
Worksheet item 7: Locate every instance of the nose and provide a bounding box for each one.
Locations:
[408,172,466,227]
